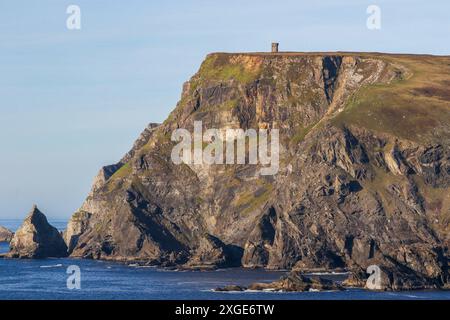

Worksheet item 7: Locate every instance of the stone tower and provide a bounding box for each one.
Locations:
[271,42,279,53]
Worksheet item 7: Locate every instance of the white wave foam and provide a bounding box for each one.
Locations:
[40,264,63,268]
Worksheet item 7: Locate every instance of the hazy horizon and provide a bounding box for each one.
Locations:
[1,0,449,219]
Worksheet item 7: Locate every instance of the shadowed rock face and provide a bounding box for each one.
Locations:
[64,210,91,253]
[66,52,450,289]
[248,272,344,292]
[216,272,344,292]
[0,226,13,242]
[8,205,68,258]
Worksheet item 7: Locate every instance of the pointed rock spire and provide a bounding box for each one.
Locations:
[8,205,68,258]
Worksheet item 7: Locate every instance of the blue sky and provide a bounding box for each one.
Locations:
[0,0,449,219]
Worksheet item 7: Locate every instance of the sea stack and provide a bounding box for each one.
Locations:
[0,226,13,242]
[8,205,68,258]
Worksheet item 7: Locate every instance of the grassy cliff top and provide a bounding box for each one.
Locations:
[332,53,450,144]
[206,51,450,58]
[197,52,450,145]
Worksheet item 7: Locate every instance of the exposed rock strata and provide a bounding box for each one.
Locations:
[66,52,450,290]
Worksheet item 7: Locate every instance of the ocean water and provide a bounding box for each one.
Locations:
[0,219,67,233]
[1,219,449,300]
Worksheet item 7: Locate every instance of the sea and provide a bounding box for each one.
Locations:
[0,219,449,300]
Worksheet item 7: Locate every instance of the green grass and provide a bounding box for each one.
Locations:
[290,123,316,146]
[234,181,274,215]
[332,55,450,145]
[189,54,262,92]
[71,210,90,221]
[138,128,173,154]
[106,162,132,192]
[110,162,131,180]
[198,98,240,114]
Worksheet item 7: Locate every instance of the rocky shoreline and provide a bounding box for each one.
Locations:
[2,206,448,292]
[2,207,449,292]
[215,272,345,292]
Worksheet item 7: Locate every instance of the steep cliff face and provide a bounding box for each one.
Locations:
[67,52,450,288]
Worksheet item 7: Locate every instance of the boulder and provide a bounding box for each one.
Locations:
[216,272,344,292]
[8,205,68,258]
[214,285,246,292]
[247,272,344,292]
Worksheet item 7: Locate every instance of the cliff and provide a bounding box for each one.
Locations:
[66,52,450,289]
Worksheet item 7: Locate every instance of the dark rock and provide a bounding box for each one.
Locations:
[216,272,344,292]
[247,272,344,292]
[344,262,446,291]
[342,270,367,288]
[214,285,246,292]
[185,234,243,269]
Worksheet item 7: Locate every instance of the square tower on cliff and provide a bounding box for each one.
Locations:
[271,42,279,53]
